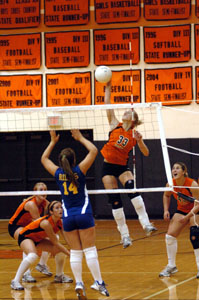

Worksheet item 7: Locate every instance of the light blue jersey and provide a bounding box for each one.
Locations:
[55,165,93,217]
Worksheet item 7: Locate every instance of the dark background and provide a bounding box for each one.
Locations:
[0,129,198,220]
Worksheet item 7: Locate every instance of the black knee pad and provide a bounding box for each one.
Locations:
[125,180,140,199]
[107,193,122,209]
[190,226,199,249]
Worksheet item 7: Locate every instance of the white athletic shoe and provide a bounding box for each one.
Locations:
[75,282,87,300]
[144,224,157,236]
[159,265,178,277]
[91,280,109,296]
[122,236,132,249]
[54,273,73,283]
[35,263,53,276]
[22,273,36,283]
[11,280,24,290]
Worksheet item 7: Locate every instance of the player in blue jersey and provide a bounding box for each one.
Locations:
[41,129,109,300]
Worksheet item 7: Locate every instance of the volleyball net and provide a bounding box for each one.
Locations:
[0,102,174,197]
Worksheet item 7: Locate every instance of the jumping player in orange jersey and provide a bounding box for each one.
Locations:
[8,182,72,284]
[11,201,70,290]
[159,162,199,277]
[101,80,157,249]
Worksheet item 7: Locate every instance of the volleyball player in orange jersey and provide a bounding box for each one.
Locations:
[101,80,157,249]
[159,162,199,277]
[11,201,70,290]
[8,182,53,282]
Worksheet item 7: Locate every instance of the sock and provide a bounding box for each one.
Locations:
[39,251,49,266]
[112,207,129,238]
[55,252,65,276]
[70,249,83,283]
[166,234,177,267]
[14,253,38,282]
[194,249,199,270]
[83,246,102,284]
[22,252,31,276]
[131,195,150,228]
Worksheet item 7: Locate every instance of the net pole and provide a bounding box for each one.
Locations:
[157,104,173,188]
[129,41,136,188]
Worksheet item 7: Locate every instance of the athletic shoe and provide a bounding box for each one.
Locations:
[54,274,73,283]
[35,263,53,277]
[22,273,36,283]
[144,224,157,236]
[75,282,87,300]
[122,236,132,249]
[91,280,109,296]
[159,265,178,277]
[11,280,24,290]
[197,271,199,279]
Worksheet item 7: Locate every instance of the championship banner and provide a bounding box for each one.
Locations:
[195,25,199,61]
[45,31,90,69]
[44,0,89,27]
[95,70,141,105]
[0,0,40,29]
[144,25,191,64]
[144,0,191,20]
[94,28,140,66]
[196,67,199,103]
[196,0,199,17]
[0,75,42,109]
[145,67,192,105]
[94,0,140,24]
[0,33,41,71]
[46,72,91,107]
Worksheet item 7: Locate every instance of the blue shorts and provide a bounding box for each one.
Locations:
[63,214,95,232]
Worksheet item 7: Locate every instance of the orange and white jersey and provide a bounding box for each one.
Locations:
[9,196,47,227]
[19,215,62,243]
[101,123,136,165]
[172,177,195,213]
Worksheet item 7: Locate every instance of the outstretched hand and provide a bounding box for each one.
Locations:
[71,129,83,141]
[134,130,142,141]
[50,131,60,144]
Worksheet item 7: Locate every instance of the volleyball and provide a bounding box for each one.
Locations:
[95,66,112,83]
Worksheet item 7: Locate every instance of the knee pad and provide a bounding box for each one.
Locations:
[108,193,122,209]
[190,226,199,249]
[26,253,38,264]
[112,207,125,220]
[165,234,177,245]
[125,180,140,199]
[70,249,83,263]
[83,246,98,260]
[131,195,144,210]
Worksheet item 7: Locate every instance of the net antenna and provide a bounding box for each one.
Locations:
[129,41,136,188]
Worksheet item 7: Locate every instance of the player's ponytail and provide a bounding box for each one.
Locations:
[59,148,78,187]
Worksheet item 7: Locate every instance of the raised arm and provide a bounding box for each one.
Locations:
[105,81,119,130]
[41,131,59,176]
[134,130,149,156]
[71,129,98,175]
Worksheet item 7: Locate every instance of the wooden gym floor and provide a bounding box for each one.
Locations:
[0,219,198,300]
